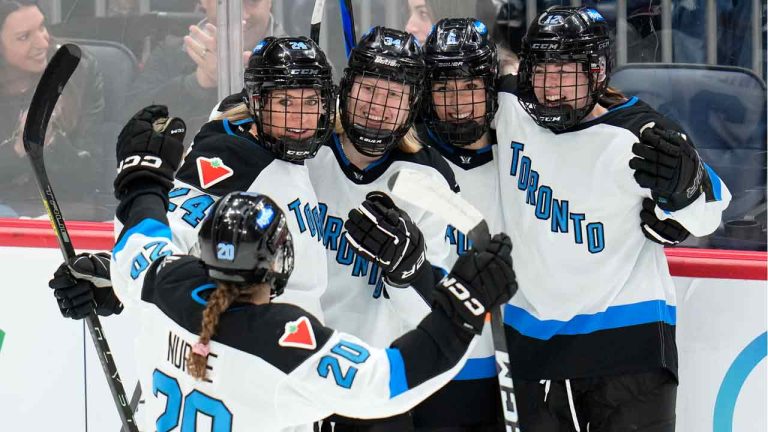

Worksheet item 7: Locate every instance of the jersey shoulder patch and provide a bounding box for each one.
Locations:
[221,303,334,374]
[278,316,318,350]
[176,120,276,195]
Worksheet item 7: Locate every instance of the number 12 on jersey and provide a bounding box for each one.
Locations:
[317,340,370,388]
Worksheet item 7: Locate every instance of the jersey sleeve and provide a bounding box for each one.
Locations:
[111,191,186,309]
[653,167,732,237]
[166,180,219,255]
[282,311,476,420]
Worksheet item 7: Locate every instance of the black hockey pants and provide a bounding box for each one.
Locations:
[513,369,677,432]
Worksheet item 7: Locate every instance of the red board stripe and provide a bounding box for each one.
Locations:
[0,218,765,280]
[0,218,114,250]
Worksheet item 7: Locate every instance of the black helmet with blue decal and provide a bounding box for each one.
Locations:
[517,6,613,131]
[423,18,498,146]
[244,36,336,161]
[339,26,426,157]
[199,191,294,298]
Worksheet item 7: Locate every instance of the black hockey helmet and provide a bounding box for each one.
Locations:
[244,36,336,161]
[199,192,294,298]
[517,6,612,131]
[422,18,498,146]
[339,26,426,157]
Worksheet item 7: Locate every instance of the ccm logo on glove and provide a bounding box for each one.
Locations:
[117,155,163,173]
[440,276,485,317]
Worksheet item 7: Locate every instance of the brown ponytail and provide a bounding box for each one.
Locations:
[186,282,242,381]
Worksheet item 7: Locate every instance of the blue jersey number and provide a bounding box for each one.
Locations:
[130,241,171,280]
[317,340,370,389]
[153,369,232,432]
[168,187,215,228]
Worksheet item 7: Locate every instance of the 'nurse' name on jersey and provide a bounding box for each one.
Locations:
[508,141,605,254]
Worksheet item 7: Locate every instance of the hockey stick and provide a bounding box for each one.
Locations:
[339,0,357,57]
[22,44,139,432]
[310,0,326,43]
[388,168,521,432]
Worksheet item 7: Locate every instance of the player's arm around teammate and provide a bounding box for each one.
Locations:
[49,105,518,430]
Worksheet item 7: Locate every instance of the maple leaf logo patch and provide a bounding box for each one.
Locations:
[278,316,317,350]
[196,157,234,189]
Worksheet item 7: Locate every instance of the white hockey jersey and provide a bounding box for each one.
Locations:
[414,124,506,426]
[110,193,479,432]
[494,92,731,379]
[306,135,457,348]
[166,118,327,320]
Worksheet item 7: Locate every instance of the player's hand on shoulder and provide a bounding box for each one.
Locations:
[114,105,187,199]
[639,198,690,246]
[344,191,427,287]
[433,233,517,335]
[629,122,707,211]
[48,252,123,320]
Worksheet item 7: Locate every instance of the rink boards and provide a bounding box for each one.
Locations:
[0,219,764,431]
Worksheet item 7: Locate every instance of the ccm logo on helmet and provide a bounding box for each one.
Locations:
[530,42,559,50]
[289,69,319,75]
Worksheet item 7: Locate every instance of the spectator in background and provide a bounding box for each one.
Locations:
[404,0,474,45]
[124,0,285,142]
[0,0,107,220]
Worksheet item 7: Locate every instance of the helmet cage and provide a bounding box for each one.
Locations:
[518,35,611,132]
[339,69,422,157]
[244,67,335,162]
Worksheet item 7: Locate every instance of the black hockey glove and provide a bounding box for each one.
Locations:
[344,191,427,287]
[629,123,710,212]
[114,105,186,200]
[433,233,517,335]
[640,198,690,246]
[48,252,123,320]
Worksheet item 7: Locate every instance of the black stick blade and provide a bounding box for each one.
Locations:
[310,0,326,43]
[23,43,81,158]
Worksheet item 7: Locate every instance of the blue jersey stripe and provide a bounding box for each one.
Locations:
[503,300,676,340]
[452,356,497,381]
[386,348,409,398]
[703,163,723,201]
[113,218,172,259]
[608,96,639,112]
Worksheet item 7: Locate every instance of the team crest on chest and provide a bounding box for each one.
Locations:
[197,156,234,189]
[278,316,317,350]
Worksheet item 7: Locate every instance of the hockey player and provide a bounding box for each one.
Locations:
[162,36,335,320]
[493,7,731,431]
[304,26,460,431]
[414,17,505,431]
[412,17,695,431]
[48,105,517,432]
